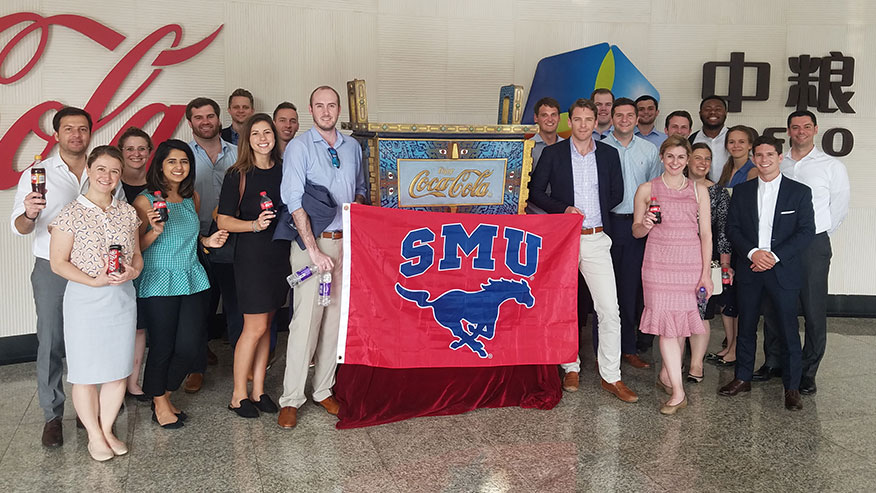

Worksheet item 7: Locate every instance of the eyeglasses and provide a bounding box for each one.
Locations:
[123,146,150,153]
[327,147,340,168]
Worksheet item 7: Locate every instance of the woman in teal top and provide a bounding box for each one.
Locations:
[133,139,227,428]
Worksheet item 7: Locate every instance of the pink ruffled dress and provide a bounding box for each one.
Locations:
[639,177,705,338]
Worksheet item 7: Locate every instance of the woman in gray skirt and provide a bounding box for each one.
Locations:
[49,146,142,461]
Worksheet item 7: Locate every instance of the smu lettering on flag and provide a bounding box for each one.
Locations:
[338,204,582,368]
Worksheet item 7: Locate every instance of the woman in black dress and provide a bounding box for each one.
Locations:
[117,127,153,402]
[217,113,291,418]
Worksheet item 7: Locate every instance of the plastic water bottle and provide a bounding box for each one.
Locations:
[286,265,317,287]
[317,271,332,306]
[696,286,708,319]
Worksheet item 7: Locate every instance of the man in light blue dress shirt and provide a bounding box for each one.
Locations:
[277,86,367,429]
[591,88,614,141]
[185,97,240,392]
[602,98,662,365]
[634,95,668,149]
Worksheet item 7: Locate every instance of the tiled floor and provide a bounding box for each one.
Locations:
[1,318,875,492]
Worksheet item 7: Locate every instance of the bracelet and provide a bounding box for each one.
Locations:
[252,220,258,232]
[23,211,38,221]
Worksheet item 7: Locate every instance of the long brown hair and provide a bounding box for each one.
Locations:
[717,125,757,186]
[230,113,283,176]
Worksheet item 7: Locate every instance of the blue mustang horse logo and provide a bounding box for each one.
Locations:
[395,278,535,358]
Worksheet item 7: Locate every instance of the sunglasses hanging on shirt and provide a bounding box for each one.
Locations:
[327,147,340,168]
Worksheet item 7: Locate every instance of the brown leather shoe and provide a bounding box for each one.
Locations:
[562,371,579,392]
[601,379,639,403]
[784,390,803,411]
[622,353,651,369]
[718,378,751,396]
[41,417,63,448]
[183,373,203,393]
[277,406,298,428]
[317,396,340,415]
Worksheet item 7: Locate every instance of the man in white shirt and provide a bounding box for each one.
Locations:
[10,107,122,447]
[690,96,729,182]
[759,111,850,395]
[526,97,564,215]
[721,135,815,411]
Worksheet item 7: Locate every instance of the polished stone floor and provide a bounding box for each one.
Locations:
[1,317,875,492]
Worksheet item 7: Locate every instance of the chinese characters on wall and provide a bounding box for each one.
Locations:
[703,51,855,156]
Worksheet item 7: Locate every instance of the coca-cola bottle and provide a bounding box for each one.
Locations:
[31,155,46,198]
[259,191,275,214]
[153,191,168,223]
[648,196,662,224]
[721,267,731,285]
[107,244,125,274]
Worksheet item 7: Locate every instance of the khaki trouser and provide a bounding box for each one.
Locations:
[278,237,343,409]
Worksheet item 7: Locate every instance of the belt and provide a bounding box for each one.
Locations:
[581,226,604,235]
[610,213,633,219]
[320,231,343,239]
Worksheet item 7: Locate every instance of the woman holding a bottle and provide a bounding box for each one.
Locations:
[133,139,228,428]
[48,146,142,460]
[217,113,291,418]
[632,135,713,415]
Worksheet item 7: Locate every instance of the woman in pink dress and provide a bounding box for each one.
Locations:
[632,135,713,415]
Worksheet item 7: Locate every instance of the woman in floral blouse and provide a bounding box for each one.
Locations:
[49,146,143,461]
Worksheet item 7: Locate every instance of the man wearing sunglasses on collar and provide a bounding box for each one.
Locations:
[277,85,367,429]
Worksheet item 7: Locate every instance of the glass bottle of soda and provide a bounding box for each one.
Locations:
[153,191,168,223]
[31,155,46,198]
[648,196,661,224]
[259,191,275,214]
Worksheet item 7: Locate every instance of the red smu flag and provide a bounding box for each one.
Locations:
[338,204,582,368]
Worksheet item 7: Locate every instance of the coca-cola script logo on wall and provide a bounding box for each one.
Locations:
[0,12,223,189]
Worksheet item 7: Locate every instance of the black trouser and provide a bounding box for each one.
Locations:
[608,214,644,355]
[141,291,210,397]
[735,272,802,390]
[200,260,242,370]
[760,233,831,378]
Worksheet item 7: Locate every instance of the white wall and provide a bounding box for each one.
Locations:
[1,0,872,337]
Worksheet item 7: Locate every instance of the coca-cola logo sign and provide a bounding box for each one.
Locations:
[0,12,223,189]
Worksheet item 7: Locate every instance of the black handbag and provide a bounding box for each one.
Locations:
[202,170,246,264]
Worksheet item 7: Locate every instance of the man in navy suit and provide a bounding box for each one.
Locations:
[528,98,638,403]
[719,135,815,410]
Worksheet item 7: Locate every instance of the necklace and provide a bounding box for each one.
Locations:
[661,174,686,191]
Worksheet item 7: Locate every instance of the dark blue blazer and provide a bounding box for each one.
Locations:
[726,176,815,290]
[527,139,624,237]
